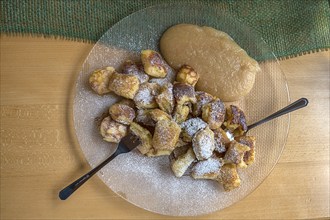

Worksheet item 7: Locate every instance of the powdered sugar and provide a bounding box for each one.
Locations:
[153,119,181,150]
[135,86,153,104]
[213,129,227,153]
[121,60,150,84]
[209,99,226,122]
[198,134,214,158]
[156,82,174,114]
[133,83,159,108]
[181,118,207,138]
[192,157,223,177]
[192,127,215,160]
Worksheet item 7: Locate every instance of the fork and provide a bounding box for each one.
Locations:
[59,132,140,200]
[226,98,309,140]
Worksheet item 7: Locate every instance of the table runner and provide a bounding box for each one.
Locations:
[1,0,329,59]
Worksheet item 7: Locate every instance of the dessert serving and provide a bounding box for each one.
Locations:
[89,43,258,191]
[72,4,291,215]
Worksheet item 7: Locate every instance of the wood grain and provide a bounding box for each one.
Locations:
[0,36,329,219]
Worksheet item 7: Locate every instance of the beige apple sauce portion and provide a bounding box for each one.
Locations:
[160,24,261,102]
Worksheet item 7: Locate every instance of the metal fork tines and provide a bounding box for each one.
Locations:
[59,132,140,200]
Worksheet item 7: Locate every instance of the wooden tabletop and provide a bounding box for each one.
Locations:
[1,36,329,219]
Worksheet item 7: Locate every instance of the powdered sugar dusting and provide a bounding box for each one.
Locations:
[104,150,223,214]
[134,83,159,108]
[210,99,226,122]
[134,86,153,105]
[156,83,174,114]
[192,128,215,160]
[214,129,227,153]
[192,157,223,177]
[199,133,214,158]
[181,118,207,138]
[122,60,150,84]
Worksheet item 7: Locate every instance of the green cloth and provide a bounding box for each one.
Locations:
[1,0,329,59]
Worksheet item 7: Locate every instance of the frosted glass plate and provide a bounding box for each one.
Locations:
[73,3,290,216]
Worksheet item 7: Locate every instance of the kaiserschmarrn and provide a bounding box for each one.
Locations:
[89,49,257,192]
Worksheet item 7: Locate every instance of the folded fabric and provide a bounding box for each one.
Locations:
[1,0,329,59]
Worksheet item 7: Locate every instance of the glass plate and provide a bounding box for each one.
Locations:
[73,3,290,216]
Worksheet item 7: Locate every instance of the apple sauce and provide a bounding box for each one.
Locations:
[160,24,260,102]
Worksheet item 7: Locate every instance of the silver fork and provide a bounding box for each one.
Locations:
[59,132,140,200]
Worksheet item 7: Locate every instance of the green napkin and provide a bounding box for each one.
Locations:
[1,0,329,59]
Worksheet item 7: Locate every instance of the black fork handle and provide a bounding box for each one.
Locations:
[59,151,119,200]
[247,98,309,131]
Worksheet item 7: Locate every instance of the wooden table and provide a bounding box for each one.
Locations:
[1,36,329,219]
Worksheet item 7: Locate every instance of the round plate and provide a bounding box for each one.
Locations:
[73,3,290,216]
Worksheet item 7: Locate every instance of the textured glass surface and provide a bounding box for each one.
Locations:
[73,3,290,216]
